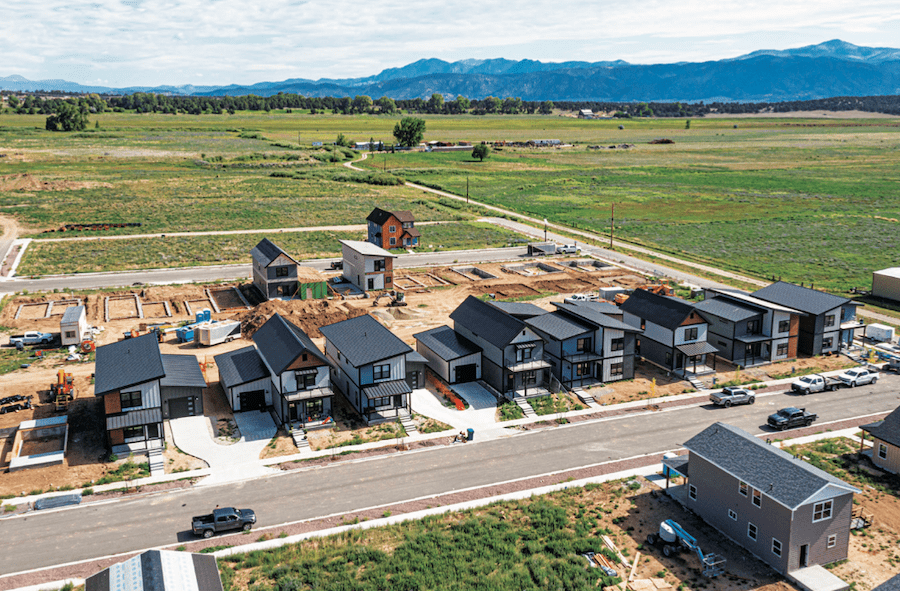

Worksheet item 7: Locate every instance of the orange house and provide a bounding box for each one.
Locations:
[366,208,419,249]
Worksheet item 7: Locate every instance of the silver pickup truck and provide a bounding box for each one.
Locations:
[709,386,756,407]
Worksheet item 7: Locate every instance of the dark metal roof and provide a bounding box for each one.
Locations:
[860,407,900,448]
[414,325,481,361]
[620,289,702,331]
[684,423,859,510]
[250,238,297,268]
[526,311,594,341]
[253,313,327,376]
[366,207,414,225]
[872,572,900,591]
[450,295,527,350]
[106,408,163,430]
[676,341,719,356]
[86,550,223,591]
[362,379,412,400]
[320,314,412,367]
[751,281,851,316]
[214,346,269,390]
[406,351,429,364]
[60,304,85,324]
[160,355,208,389]
[552,301,639,332]
[662,454,689,478]
[693,298,762,323]
[488,300,549,319]
[94,333,165,396]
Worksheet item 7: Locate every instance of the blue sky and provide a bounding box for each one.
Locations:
[2,0,899,87]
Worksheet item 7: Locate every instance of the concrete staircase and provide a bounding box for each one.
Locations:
[514,397,537,418]
[291,427,310,451]
[686,374,708,391]
[572,388,602,409]
[398,413,418,436]
[148,448,165,476]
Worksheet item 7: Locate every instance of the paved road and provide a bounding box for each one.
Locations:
[3,375,897,575]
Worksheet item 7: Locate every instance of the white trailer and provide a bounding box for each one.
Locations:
[866,323,895,343]
[196,320,242,347]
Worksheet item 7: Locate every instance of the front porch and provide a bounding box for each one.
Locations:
[281,387,333,430]
[560,351,605,389]
[505,359,552,398]
[362,379,412,425]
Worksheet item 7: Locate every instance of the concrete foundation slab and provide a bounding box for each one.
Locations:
[789,565,850,591]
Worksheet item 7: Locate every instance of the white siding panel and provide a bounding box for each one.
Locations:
[643,321,673,346]
[675,324,708,346]
[228,377,273,411]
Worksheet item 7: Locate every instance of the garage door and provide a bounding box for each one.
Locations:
[454,364,477,383]
[169,396,195,419]
[239,390,266,412]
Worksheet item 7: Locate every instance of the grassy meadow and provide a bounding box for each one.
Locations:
[2,110,899,290]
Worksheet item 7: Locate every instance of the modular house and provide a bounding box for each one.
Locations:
[340,239,396,292]
[60,304,89,346]
[86,550,223,591]
[449,295,550,398]
[860,407,900,474]
[620,289,718,376]
[94,333,206,455]
[696,288,804,367]
[414,325,483,384]
[251,238,300,300]
[751,281,863,355]
[526,301,641,387]
[663,422,859,574]
[366,207,420,249]
[320,314,413,424]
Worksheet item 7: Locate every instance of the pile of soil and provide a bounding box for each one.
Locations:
[237,299,365,338]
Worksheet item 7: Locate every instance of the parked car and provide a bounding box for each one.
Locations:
[556,244,580,254]
[192,507,257,538]
[886,357,900,373]
[8,331,53,347]
[564,293,598,303]
[768,407,817,431]
[790,374,841,395]
[709,386,755,407]
[837,367,879,388]
[329,260,343,270]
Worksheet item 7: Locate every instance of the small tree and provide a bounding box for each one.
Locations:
[335,133,351,147]
[472,143,490,161]
[45,102,89,132]
[392,116,426,147]
[685,119,691,129]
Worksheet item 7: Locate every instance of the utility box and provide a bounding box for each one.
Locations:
[866,323,895,343]
[60,305,89,347]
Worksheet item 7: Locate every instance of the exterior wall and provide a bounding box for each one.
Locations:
[278,365,329,393]
[298,281,327,300]
[160,386,204,419]
[789,494,853,571]
[416,342,451,382]
[359,356,405,385]
[674,323,708,346]
[381,217,404,249]
[871,438,900,474]
[636,336,673,370]
[367,220,381,246]
[638,318,673,346]
[454,324,503,368]
[120,380,161,410]
[60,312,89,346]
[873,272,900,302]
[481,355,505,393]
[227,377,274,411]
[324,339,361,390]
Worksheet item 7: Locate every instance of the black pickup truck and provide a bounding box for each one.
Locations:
[192,507,257,538]
[767,407,817,431]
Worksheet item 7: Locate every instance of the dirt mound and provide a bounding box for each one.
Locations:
[238,299,365,338]
[0,173,113,192]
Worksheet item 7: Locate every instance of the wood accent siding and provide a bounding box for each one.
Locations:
[381,216,404,248]
[680,312,706,327]
[109,428,124,445]
[104,392,121,414]
[872,438,900,474]
[286,356,327,371]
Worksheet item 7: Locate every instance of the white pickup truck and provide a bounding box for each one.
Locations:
[9,331,54,347]
[837,367,879,388]
[790,374,841,395]
[556,244,580,254]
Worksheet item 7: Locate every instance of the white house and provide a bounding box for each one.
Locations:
[340,239,396,291]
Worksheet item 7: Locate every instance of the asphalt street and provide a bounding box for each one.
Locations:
[3,375,897,576]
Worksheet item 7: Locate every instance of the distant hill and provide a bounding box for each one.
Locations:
[3,40,900,102]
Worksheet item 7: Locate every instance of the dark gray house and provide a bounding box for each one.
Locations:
[526,301,641,387]
[320,314,413,424]
[86,550,223,591]
[663,422,859,574]
[414,324,483,384]
[450,295,550,398]
[251,238,300,300]
[621,289,718,376]
[750,281,863,355]
[215,346,274,412]
[487,300,549,321]
[94,333,206,455]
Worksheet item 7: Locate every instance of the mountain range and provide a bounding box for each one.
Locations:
[3,40,900,102]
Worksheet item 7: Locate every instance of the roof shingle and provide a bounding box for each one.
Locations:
[751,281,851,316]
[214,346,270,390]
[252,314,327,376]
[450,295,528,350]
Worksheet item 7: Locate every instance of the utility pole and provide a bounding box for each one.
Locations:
[544,218,548,242]
[466,176,469,204]
[610,204,615,249]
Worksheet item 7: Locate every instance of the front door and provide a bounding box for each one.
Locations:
[367,277,375,290]
[799,544,809,568]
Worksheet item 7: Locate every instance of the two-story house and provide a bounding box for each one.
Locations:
[663,422,859,574]
[250,238,300,300]
[449,295,550,398]
[526,300,642,388]
[696,288,805,367]
[320,314,413,424]
[94,333,207,455]
[751,281,863,355]
[340,239,396,292]
[366,207,420,249]
[621,289,718,375]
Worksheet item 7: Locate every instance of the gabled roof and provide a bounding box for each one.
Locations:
[86,549,223,591]
[620,289,702,331]
[751,281,851,316]
[320,314,411,367]
[414,325,482,361]
[526,311,594,341]
[552,301,638,331]
[861,406,900,448]
[60,304,85,324]
[251,238,297,268]
[706,288,805,315]
[160,355,207,389]
[685,422,859,510]
[450,295,529,350]
[366,208,415,225]
[693,297,762,323]
[214,346,270,390]
[253,313,327,376]
[488,300,549,319]
[340,239,397,258]
[403,227,421,238]
[94,333,165,396]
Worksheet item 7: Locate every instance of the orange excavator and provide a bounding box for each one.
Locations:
[614,283,674,305]
[50,369,76,411]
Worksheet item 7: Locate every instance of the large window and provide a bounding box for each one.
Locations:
[524,371,537,385]
[822,337,834,349]
[684,327,698,341]
[275,266,289,277]
[610,362,624,377]
[777,343,789,357]
[120,391,142,409]
[748,522,757,541]
[752,488,762,507]
[306,398,323,418]
[778,319,790,333]
[297,372,316,389]
[123,425,143,440]
[65,331,76,339]
[373,259,385,272]
[825,314,836,327]
[610,338,624,352]
[813,500,833,522]
[373,364,390,380]
[516,347,533,363]
[747,319,760,334]
[772,538,782,557]
[576,337,592,352]
[575,362,591,377]
[370,396,390,409]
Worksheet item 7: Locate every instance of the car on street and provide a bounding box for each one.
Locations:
[790,374,841,395]
[192,507,257,538]
[837,367,879,388]
[556,244,580,254]
[767,407,817,430]
[709,386,756,407]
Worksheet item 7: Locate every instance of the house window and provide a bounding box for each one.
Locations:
[374,259,385,272]
[389,237,396,246]
[878,443,888,459]
[402,222,413,229]
[575,362,591,377]
[772,538,782,557]
[123,425,143,440]
[516,347,533,362]
[778,320,790,333]
[275,266,289,277]
[576,337,591,352]
[728,509,737,521]
[298,373,316,389]
[777,343,789,357]
[739,481,748,496]
[306,398,324,418]
[689,485,697,500]
[370,396,390,409]
[825,314,835,327]
[827,534,837,549]
[752,488,762,507]
[120,391,142,409]
[524,371,537,385]
[822,337,833,349]
[813,500,833,522]
[610,362,624,377]
[748,522,757,541]
[684,327,698,341]
[373,364,390,380]
[635,339,641,354]
[389,225,396,233]
[747,319,760,334]
[665,351,673,366]
[385,276,391,284]
[610,338,624,352]
[65,331,76,339]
